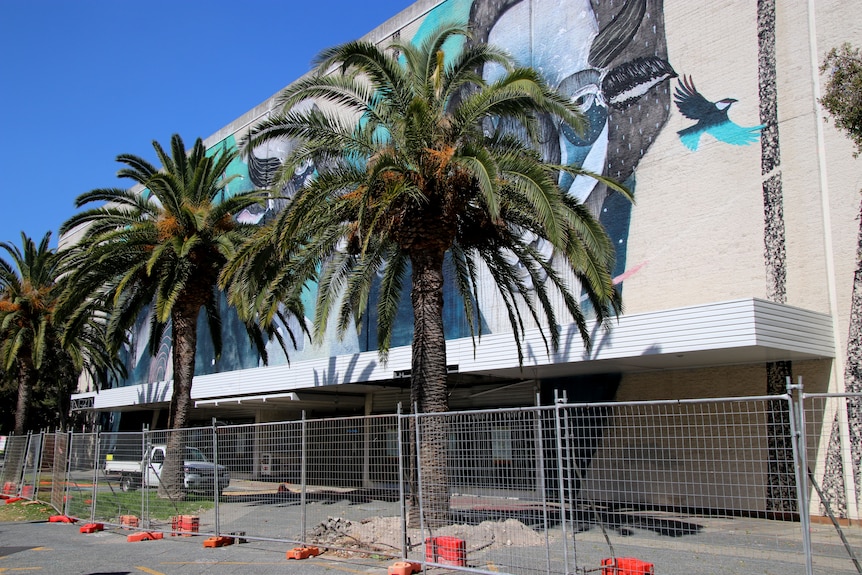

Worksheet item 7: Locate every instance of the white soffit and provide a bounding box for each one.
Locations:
[79,298,833,410]
[457,297,834,379]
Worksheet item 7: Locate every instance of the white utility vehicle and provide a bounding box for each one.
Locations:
[104,445,229,496]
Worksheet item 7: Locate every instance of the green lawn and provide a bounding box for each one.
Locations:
[0,499,55,522]
[1,489,213,524]
[78,488,215,521]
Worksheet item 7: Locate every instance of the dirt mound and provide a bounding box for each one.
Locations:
[309,515,545,554]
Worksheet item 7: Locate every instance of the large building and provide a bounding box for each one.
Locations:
[72,0,860,518]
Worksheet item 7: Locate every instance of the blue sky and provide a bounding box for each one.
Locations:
[0,0,415,248]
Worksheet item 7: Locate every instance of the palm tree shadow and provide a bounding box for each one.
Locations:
[573,506,704,537]
[223,487,399,508]
[449,504,703,538]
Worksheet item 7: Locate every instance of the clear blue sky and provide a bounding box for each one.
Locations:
[0,0,415,248]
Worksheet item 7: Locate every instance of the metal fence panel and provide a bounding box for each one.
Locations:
[4,388,859,575]
[64,431,98,521]
[19,433,42,501]
[214,420,305,543]
[0,434,29,496]
[35,432,66,510]
[144,427,220,535]
[411,408,563,575]
[403,398,828,575]
[90,431,148,527]
[803,393,862,575]
[300,414,404,556]
[569,397,814,575]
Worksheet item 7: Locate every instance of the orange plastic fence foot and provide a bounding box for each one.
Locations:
[4,497,24,504]
[48,515,76,523]
[286,546,321,559]
[79,523,105,533]
[388,561,422,575]
[127,531,164,542]
[601,557,655,575]
[203,536,235,548]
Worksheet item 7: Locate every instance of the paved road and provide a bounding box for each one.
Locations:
[0,519,398,575]
[3,497,860,575]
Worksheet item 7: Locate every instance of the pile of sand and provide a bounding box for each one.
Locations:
[309,515,546,554]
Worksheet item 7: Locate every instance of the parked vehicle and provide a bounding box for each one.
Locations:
[104,445,229,496]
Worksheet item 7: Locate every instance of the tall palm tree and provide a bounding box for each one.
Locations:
[0,232,124,436]
[0,232,111,434]
[0,232,64,434]
[230,25,628,524]
[60,134,298,498]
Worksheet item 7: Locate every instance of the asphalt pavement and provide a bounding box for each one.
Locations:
[0,518,398,575]
[3,497,860,575]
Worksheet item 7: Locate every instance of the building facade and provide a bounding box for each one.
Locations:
[71,0,861,519]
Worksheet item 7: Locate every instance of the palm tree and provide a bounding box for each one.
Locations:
[0,232,124,435]
[60,134,298,499]
[230,24,627,524]
[0,232,64,434]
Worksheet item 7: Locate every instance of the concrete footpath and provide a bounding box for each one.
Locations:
[0,519,399,575]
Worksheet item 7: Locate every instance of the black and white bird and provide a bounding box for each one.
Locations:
[674,75,763,151]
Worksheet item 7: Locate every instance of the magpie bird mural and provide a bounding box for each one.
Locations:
[674,75,764,151]
[467,0,675,305]
[241,0,677,350]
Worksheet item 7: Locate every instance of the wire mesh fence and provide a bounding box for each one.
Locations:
[803,393,862,575]
[0,434,29,498]
[2,386,860,575]
[565,397,806,574]
[64,431,99,521]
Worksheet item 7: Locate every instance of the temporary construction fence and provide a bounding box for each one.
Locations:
[1,382,860,575]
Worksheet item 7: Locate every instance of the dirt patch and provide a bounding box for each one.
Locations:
[309,515,545,554]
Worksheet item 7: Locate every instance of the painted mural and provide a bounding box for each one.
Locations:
[100,0,862,526]
[463,0,675,332]
[674,75,764,151]
[117,0,765,386]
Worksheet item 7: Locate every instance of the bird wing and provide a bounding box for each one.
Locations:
[673,75,714,121]
[709,122,764,146]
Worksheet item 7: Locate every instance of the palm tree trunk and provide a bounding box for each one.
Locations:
[158,301,200,500]
[408,250,450,527]
[14,356,34,435]
[168,302,199,430]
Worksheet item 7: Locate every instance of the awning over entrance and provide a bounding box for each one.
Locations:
[71,298,833,414]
